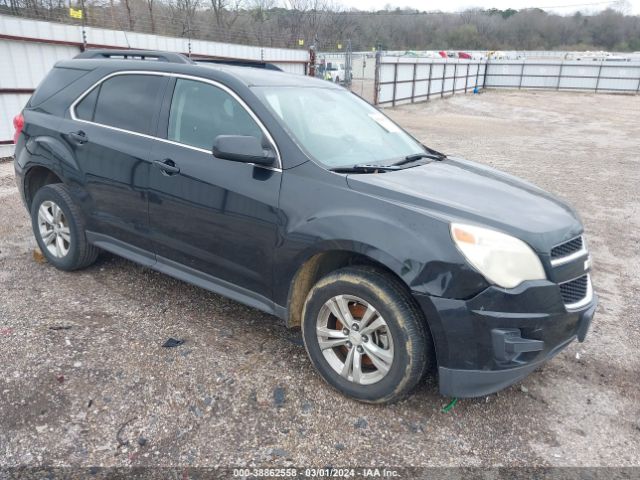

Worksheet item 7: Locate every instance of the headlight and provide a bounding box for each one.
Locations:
[450,223,545,289]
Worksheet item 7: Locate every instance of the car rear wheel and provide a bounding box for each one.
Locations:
[301,265,433,403]
[31,184,99,271]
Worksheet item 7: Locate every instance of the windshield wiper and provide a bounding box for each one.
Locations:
[390,151,446,167]
[330,164,402,174]
[330,148,447,173]
[423,145,447,159]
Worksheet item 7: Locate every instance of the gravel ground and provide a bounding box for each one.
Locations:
[0,90,638,469]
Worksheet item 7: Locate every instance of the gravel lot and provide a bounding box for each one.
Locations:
[1,90,638,469]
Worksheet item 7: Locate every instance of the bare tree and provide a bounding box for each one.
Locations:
[246,0,277,46]
[3,0,640,52]
[169,0,201,37]
[145,0,156,32]
[123,0,134,30]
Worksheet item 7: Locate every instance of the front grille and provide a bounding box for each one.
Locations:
[551,236,583,259]
[559,275,589,305]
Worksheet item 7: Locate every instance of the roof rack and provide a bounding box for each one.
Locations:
[192,58,283,71]
[74,49,193,64]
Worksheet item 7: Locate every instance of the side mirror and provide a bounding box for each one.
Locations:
[212,135,275,166]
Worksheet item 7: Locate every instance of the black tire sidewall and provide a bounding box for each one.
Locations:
[302,271,424,403]
[31,185,83,271]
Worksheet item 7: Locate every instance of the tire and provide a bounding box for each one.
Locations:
[301,265,433,404]
[31,183,99,271]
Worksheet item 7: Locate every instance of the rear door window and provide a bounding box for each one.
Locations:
[167,78,262,151]
[78,74,166,136]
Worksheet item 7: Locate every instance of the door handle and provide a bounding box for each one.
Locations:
[153,159,180,175]
[68,131,88,144]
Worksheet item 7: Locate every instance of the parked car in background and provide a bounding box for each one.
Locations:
[13,49,596,404]
[323,60,346,83]
[569,51,631,61]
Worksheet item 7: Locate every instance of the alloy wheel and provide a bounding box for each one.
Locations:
[316,294,394,385]
[38,200,71,258]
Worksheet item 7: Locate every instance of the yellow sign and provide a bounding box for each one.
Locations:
[337,43,342,50]
[298,39,304,46]
[69,7,83,19]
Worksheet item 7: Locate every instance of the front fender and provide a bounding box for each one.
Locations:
[274,164,489,306]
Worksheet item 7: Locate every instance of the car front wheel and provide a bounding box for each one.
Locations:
[301,266,433,403]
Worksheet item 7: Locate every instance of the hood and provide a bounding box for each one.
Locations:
[346,157,582,252]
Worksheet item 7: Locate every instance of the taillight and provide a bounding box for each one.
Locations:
[13,113,24,143]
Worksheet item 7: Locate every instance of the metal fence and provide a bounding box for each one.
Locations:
[484,60,640,93]
[373,55,640,106]
[374,56,487,107]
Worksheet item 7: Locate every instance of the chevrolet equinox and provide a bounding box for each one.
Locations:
[13,49,597,403]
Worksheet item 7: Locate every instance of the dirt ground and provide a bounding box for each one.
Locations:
[0,90,638,470]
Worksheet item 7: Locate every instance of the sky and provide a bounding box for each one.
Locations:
[337,0,640,15]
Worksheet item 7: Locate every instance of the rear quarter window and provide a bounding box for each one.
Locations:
[30,67,90,107]
[74,86,99,121]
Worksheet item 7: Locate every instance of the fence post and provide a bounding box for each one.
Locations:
[427,62,433,101]
[595,61,603,93]
[411,63,417,103]
[441,62,446,98]
[373,50,381,105]
[556,61,564,90]
[465,63,469,93]
[482,58,489,90]
[518,60,525,89]
[344,39,352,88]
[392,62,398,107]
[475,62,480,90]
[452,62,457,95]
[637,73,640,94]
[308,47,316,77]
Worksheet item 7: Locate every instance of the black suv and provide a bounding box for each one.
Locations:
[13,49,596,403]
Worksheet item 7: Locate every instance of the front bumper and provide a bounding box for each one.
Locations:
[414,280,597,397]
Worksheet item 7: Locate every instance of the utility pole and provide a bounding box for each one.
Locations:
[309,35,318,77]
[309,45,316,77]
[186,11,192,58]
[80,0,87,50]
[345,38,352,88]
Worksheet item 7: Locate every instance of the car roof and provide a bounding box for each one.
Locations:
[56,57,341,90]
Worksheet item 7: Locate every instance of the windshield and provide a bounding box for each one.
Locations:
[252,86,425,169]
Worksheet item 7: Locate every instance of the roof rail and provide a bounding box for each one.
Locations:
[192,58,283,71]
[74,49,193,64]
